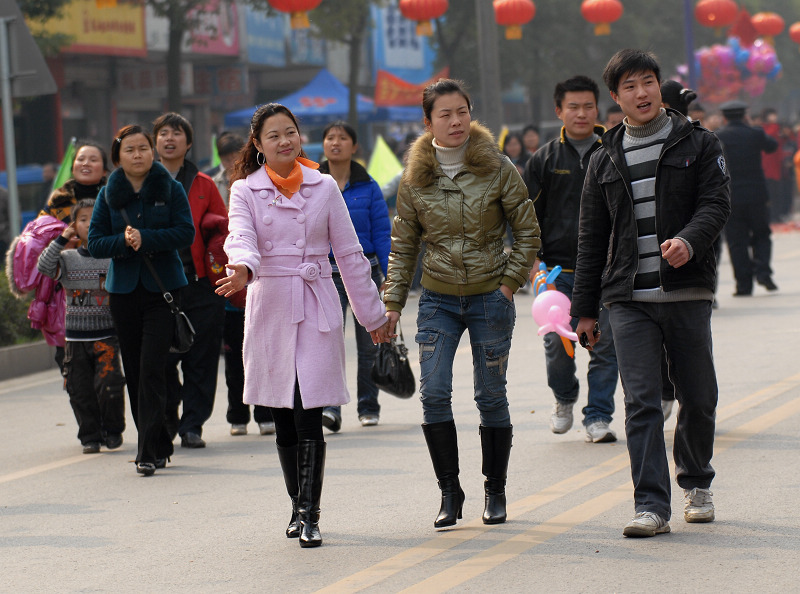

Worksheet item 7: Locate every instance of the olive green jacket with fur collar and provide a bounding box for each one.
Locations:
[385,122,540,311]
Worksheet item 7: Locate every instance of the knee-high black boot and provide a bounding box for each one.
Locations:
[480,425,513,524]
[422,420,465,528]
[297,440,326,548]
[276,444,300,538]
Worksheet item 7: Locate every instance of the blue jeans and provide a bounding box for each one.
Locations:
[543,272,618,425]
[415,288,516,428]
[325,261,384,419]
[609,300,717,520]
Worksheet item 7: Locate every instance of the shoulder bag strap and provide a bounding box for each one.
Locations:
[119,207,179,314]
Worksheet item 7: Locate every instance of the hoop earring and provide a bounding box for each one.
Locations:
[256,151,266,166]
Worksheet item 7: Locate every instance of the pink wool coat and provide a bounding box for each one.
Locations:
[224,164,387,409]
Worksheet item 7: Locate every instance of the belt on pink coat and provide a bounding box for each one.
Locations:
[257,262,334,332]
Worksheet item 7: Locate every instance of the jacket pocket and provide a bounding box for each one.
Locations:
[660,153,698,199]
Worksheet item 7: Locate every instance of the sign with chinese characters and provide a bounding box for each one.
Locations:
[371,3,435,82]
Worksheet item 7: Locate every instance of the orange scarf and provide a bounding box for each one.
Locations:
[265,157,319,199]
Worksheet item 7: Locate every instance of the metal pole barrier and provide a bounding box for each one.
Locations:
[0,16,20,235]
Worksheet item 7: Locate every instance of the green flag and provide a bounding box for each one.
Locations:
[52,137,77,191]
[367,135,403,189]
[211,134,220,168]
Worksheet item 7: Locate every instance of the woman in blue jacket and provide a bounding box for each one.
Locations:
[88,125,195,476]
[318,121,392,429]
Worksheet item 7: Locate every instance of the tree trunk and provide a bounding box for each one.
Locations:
[347,11,368,125]
[166,4,184,113]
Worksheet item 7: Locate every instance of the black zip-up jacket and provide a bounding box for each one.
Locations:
[522,125,605,271]
[571,109,731,319]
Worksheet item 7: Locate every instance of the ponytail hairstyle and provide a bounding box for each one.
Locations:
[230,103,308,184]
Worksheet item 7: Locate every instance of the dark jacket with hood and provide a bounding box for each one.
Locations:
[88,162,195,294]
[571,109,731,319]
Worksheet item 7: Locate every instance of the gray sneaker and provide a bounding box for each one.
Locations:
[684,487,715,523]
[584,420,617,443]
[230,424,247,436]
[550,402,574,434]
[623,511,671,537]
[258,422,276,435]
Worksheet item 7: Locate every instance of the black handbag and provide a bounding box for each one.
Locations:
[120,209,195,354]
[371,322,415,398]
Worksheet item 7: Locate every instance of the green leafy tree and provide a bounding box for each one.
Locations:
[19,0,73,56]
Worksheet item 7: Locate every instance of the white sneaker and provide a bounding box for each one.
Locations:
[684,487,715,523]
[230,424,247,436]
[662,399,674,421]
[623,511,671,537]
[550,402,574,434]
[359,414,379,427]
[258,422,276,436]
[584,420,617,443]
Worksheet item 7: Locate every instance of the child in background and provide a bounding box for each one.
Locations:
[38,198,126,454]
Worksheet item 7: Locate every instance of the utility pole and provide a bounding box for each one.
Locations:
[474,0,503,137]
[0,17,20,235]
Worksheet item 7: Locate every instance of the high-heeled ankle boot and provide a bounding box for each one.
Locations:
[276,444,300,538]
[422,421,465,528]
[297,440,326,548]
[480,425,513,524]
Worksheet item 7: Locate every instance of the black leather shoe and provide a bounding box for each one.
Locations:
[155,457,170,469]
[105,434,123,450]
[321,410,341,433]
[181,432,206,448]
[733,291,752,297]
[136,462,156,476]
[82,442,101,454]
[758,277,778,291]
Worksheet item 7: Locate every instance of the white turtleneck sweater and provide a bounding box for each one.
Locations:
[432,137,469,179]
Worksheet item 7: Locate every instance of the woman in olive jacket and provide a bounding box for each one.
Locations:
[88,125,195,476]
[384,79,540,529]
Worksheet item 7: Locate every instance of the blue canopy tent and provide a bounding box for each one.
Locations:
[224,69,422,128]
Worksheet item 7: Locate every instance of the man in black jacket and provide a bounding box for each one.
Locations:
[571,50,730,538]
[523,76,619,444]
[715,100,779,296]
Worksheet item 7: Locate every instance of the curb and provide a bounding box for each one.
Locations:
[0,341,58,381]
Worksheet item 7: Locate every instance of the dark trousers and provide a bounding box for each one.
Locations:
[165,277,225,437]
[62,337,126,445]
[109,284,175,464]
[271,382,324,448]
[325,262,384,419]
[724,200,773,294]
[224,309,272,425]
[609,300,717,520]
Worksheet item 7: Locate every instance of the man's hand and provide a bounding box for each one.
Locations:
[661,238,689,269]
[215,263,249,297]
[529,258,542,282]
[576,317,599,351]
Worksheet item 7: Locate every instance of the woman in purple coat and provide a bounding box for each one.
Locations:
[216,104,391,548]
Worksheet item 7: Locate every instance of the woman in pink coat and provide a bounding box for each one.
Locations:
[216,103,391,548]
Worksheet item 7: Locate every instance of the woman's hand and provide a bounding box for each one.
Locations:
[125,226,142,251]
[383,310,401,340]
[370,319,393,344]
[215,263,250,297]
[499,284,513,302]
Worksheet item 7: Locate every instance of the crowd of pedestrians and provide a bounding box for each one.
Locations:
[8,45,800,548]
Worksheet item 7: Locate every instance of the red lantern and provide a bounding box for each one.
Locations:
[694,0,738,32]
[399,0,449,37]
[493,0,536,40]
[581,0,623,36]
[268,0,323,29]
[752,12,785,45]
[789,22,800,51]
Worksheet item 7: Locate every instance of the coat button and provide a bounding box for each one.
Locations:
[296,213,306,223]
[259,190,269,199]
[262,215,272,225]
[264,241,273,251]
[301,188,310,197]
[296,239,306,249]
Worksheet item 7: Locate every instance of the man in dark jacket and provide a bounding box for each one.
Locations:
[715,100,779,296]
[572,50,730,538]
[153,113,229,448]
[523,75,619,444]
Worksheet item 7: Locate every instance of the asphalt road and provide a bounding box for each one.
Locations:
[2,230,799,593]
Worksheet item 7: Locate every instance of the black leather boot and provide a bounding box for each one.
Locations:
[480,425,513,524]
[276,444,300,538]
[422,421,465,528]
[297,440,326,548]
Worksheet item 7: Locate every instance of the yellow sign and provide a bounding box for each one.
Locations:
[31,0,145,56]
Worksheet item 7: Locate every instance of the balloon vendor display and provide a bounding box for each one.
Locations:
[678,36,782,104]
[530,263,579,350]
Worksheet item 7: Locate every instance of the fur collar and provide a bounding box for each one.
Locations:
[105,162,176,209]
[402,121,503,188]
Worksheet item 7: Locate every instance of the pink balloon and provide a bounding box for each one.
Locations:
[531,290,579,341]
